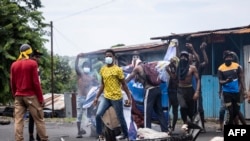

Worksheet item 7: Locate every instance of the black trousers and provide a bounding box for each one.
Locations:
[177,87,195,124]
[223,92,240,125]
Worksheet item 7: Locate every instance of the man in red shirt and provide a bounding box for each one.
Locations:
[10,44,48,141]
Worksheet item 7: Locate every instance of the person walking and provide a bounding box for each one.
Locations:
[93,49,132,141]
[125,59,169,133]
[186,42,208,132]
[75,53,99,138]
[229,51,247,125]
[166,56,179,132]
[176,51,200,125]
[10,44,48,141]
[217,51,246,125]
[216,50,247,131]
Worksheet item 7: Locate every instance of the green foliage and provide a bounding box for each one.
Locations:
[40,55,76,94]
[0,0,47,105]
[54,56,73,93]
[15,0,42,10]
[0,0,76,105]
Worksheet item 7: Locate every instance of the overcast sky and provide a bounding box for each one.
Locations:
[40,0,250,56]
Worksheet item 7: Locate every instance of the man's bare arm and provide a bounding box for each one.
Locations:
[125,66,139,83]
[186,43,200,63]
[193,66,200,93]
[121,79,132,106]
[75,53,84,76]
[218,70,231,85]
[166,65,171,75]
[200,42,208,67]
[93,79,104,106]
[239,67,245,89]
[239,66,246,98]
[193,66,200,100]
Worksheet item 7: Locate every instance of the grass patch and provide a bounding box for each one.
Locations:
[0,116,77,123]
[44,117,76,123]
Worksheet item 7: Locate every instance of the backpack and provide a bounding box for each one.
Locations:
[141,62,162,86]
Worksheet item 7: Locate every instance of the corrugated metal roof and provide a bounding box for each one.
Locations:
[151,25,250,40]
[83,41,167,56]
[43,93,64,110]
[235,28,250,34]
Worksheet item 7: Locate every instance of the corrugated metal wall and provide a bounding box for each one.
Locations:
[201,75,246,119]
[201,75,220,118]
[243,45,250,119]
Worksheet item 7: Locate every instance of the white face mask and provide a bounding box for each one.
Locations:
[105,57,113,64]
[83,67,90,73]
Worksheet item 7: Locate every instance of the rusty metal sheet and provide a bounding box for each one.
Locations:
[84,41,167,56]
[151,25,250,40]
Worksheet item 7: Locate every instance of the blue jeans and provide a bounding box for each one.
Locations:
[96,97,128,137]
[76,95,87,122]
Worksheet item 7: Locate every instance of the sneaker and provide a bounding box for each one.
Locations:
[97,135,105,141]
[76,134,83,138]
[76,128,86,138]
[181,124,188,131]
[80,128,86,134]
[216,128,223,133]
[168,125,172,130]
[116,135,128,141]
[168,129,173,135]
[117,137,128,141]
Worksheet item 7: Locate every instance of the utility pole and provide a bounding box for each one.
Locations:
[50,21,55,117]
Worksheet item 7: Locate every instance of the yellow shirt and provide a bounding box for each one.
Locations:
[100,65,124,100]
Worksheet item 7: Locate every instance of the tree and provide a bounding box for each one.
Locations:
[0,0,48,104]
[16,0,42,10]
[0,0,76,105]
[41,55,74,94]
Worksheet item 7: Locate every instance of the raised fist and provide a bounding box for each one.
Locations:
[186,43,194,51]
[200,42,207,49]
[77,53,84,57]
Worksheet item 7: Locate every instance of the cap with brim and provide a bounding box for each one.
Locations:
[33,49,43,56]
[180,51,189,58]
[223,52,233,59]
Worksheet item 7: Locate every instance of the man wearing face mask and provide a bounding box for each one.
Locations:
[186,42,208,133]
[217,51,246,125]
[131,51,142,67]
[166,56,179,132]
[176,51,200,125]
[93,49,132,141]
[75,53,98,138]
